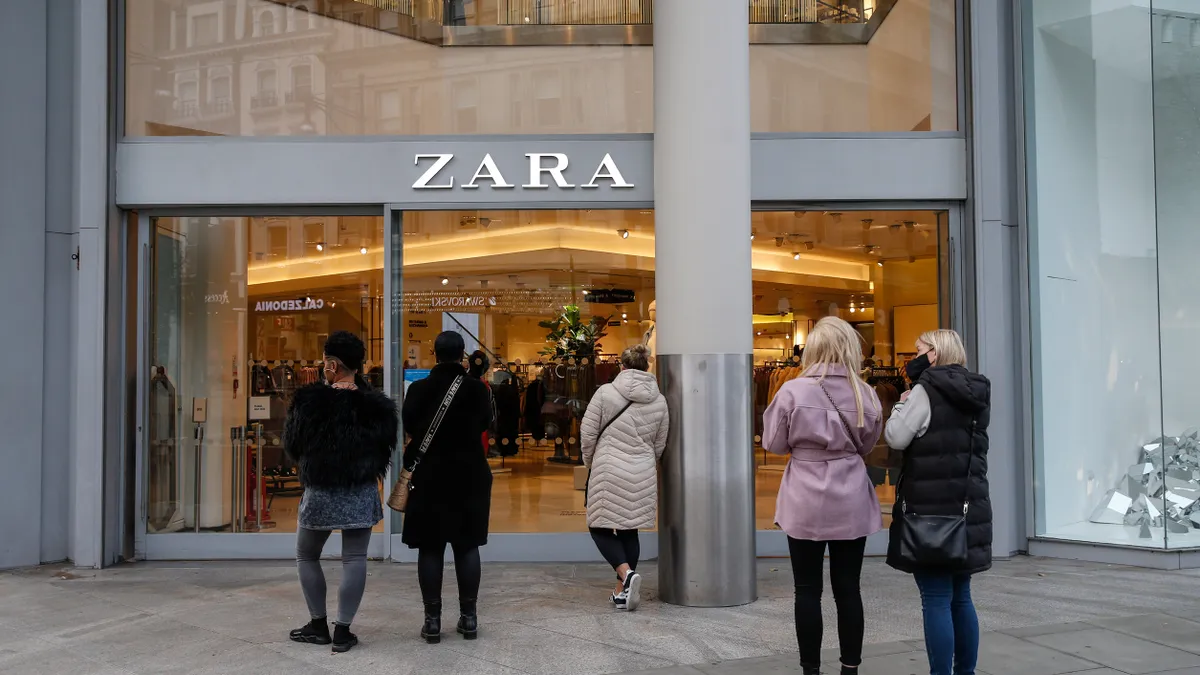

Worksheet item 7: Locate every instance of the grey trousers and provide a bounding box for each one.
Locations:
[296,527,372,626]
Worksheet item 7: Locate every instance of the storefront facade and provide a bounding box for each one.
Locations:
[6,0,1079,590]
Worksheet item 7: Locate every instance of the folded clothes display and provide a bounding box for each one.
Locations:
[1090,432,1200,538]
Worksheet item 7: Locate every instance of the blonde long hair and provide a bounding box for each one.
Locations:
[801,316,877,427]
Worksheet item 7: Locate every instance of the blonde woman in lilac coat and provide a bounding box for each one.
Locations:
[762,316,883,675]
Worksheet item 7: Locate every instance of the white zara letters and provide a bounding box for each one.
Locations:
[412,152,634,191]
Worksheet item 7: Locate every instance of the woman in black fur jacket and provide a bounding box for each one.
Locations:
[283,331,397,653]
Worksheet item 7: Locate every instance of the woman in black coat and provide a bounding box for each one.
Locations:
[283,331,397,654]
[401,331,494,643]
[884,329,991,675]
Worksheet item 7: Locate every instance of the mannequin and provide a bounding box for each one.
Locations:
[642,300,657,373]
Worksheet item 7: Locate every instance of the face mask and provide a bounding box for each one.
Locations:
[906,353,931,382]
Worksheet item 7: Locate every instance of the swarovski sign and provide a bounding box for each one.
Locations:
[412,152,634,191]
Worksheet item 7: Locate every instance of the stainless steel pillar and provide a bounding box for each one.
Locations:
[654,0,756,607]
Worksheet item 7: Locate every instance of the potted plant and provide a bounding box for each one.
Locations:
[539,304,610,360]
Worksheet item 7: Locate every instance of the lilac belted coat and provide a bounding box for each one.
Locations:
[762,364,884,541]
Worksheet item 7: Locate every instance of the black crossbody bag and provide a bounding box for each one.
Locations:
[584,397,635,507]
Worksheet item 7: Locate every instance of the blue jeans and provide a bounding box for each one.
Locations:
[913,573,979,675]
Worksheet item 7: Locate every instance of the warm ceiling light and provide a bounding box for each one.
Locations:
[792,252,801,260]
[440,277,449,285]
[750,231,756,240]
[582,289,590,295]
[359,246,368,255]
[618,229,630,239]
[756,331,762,336]
[621,312,628,319]
[315,242,324,252]
[877,261,884,267]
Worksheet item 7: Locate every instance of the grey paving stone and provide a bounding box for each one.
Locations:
[996,621,1097,639]
[1029,628,1200,675]
[695,654,799,674]
[975,631,1103,675]
[1088,614,1200,654]
[523,612,780,663]
[438,620,675,675]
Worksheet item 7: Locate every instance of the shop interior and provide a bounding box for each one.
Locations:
[146,208,945,536]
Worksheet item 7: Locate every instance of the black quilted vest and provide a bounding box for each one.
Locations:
[886,364,993,575]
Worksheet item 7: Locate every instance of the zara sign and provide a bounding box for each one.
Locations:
[412,152,635,191]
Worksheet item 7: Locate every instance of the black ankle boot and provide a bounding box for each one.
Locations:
[331,623,358,653]
[801,665,821,675]
[456,598,478,640]
[421,601,442,644]
[289,617,331,645]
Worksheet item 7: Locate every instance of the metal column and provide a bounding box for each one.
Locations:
[653,0,756,607]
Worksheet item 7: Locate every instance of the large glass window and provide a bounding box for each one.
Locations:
[125,0,956,136]
[751,210,949,530]
[1025,0,1200,550]
[147,215,385,535]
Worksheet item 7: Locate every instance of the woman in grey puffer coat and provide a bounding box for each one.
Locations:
[582,344,669,611]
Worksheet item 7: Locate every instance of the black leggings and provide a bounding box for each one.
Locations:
[788,536,867,669]
[418,543,481,608]
[590,528,640,580]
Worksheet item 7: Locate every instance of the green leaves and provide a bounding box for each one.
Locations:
[540,304,611,359]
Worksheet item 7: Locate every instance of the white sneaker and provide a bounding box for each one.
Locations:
[623,572,642,612]
[611,591,628,610]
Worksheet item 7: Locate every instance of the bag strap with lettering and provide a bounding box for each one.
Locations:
[406,375,463,473]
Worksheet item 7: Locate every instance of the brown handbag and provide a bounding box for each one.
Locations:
[387,375,463,512]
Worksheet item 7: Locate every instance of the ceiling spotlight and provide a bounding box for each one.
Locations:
[877,261,884,267]
[750,231,756,241]
[792,252,801,260]
[359,246,368,255]
[315,242,324,252]
[861,219,873,231]
[775,236,785,248]
[904,221,916,230]
[582,289,590,295]
[756,331,762,336]
[440,276,449,286]
[621,312,628,319]
[804,241,815,251]
[618,229,630,239]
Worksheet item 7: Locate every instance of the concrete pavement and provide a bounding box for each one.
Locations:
[2,556,1200,674]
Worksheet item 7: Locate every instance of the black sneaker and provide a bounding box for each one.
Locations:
[622,572,642,612]
[331,623,358,653]
[289,618,332,645]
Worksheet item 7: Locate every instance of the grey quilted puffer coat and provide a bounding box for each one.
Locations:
[582,368,670,530]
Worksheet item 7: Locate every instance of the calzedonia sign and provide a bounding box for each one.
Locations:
[412,152,634,191]
[255,298,326,312]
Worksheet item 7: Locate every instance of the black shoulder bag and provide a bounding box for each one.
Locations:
[894,417,976,568]
[584,397,635,507]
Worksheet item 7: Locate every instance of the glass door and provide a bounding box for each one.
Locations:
[137,212,389,559]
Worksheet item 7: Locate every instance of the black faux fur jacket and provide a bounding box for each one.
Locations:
[283,384,398,489]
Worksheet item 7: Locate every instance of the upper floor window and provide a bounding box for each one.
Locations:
[191,12,218,47]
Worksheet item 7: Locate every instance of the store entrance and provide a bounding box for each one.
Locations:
[135,205,958,561]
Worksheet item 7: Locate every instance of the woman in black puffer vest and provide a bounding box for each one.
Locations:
[283,332,398,654]
[885,329,991,675]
